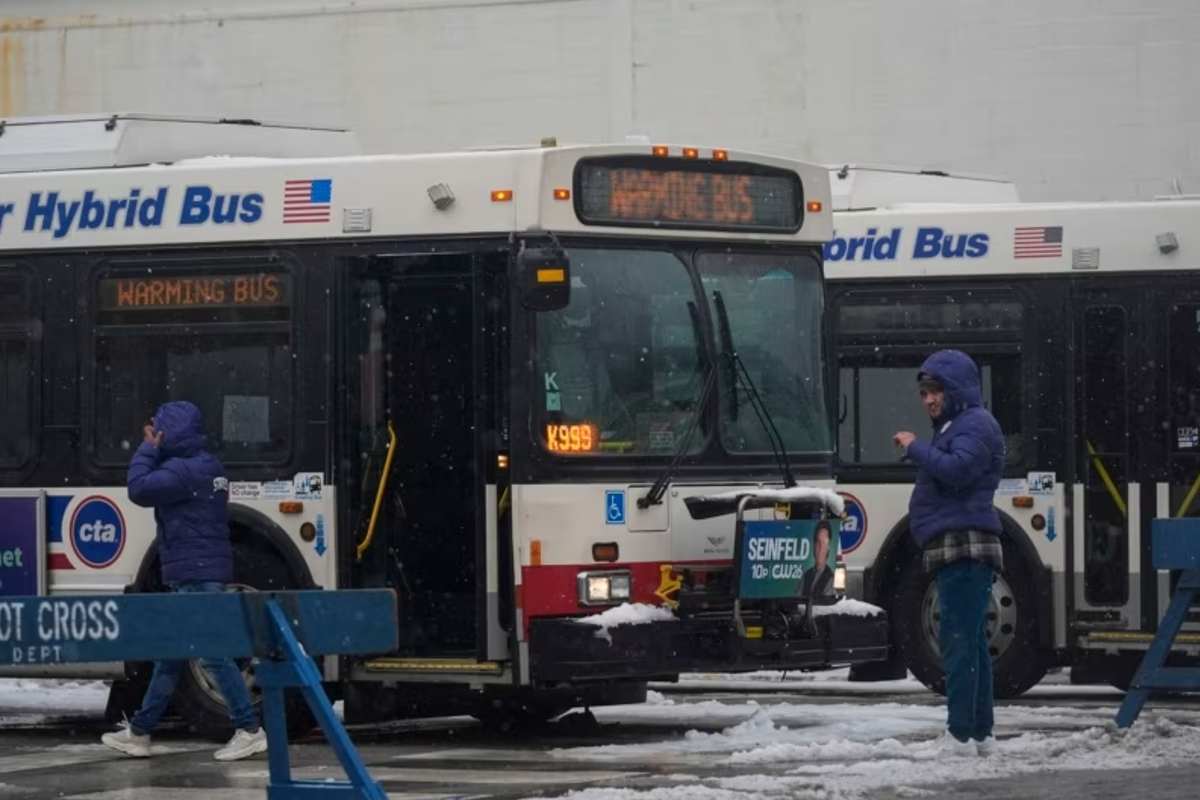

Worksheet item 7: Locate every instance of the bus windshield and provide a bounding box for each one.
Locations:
[699,250,830,454]
[533,245,830,457]
[535,247,704,456]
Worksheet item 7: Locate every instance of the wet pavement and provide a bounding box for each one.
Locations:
[2,680,1199,799]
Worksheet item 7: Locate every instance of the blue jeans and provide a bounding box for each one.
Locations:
[936,559,995,742]
[130,581,259,735]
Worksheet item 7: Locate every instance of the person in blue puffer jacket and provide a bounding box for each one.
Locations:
[893,350,1005,757]
[100,401,268,762]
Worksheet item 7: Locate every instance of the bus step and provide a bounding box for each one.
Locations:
[361,657,504,675]
[1084,631,1200,646]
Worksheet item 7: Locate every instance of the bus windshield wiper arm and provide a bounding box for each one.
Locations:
[713,290,738,421]
[712,289,796,489]
[732,354,797,488]
[639,301,714,510]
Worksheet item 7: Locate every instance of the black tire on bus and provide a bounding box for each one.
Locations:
[167,537,316,740]
[892,535,1047,699]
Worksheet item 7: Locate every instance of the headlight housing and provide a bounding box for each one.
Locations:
[578,570,632,605]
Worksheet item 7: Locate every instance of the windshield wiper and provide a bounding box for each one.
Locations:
[711,290,797,489]
[713,290,738,421]
[639,301,714,509]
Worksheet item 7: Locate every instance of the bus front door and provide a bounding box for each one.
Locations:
[347,253,486,659]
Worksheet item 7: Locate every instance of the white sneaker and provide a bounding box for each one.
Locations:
[936,730,978,757]
[101,723,151,758]
[214,727,268,761]
[975,735,997,756]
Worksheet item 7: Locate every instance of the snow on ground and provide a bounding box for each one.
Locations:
[540,686,1200,800]
[0,679,108,724]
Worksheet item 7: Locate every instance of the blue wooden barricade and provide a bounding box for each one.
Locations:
[0,589,397,800]
[1115,519,1200,727]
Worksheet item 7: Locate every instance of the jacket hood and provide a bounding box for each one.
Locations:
[917,349,983,422]
[152,400,209,457]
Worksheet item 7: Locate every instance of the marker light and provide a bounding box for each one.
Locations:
[682,147,699,159]
[651,145,669,157]
[712,149,729,161]
[1012,496,1035,509]
[279,501,304,514]
[807,200,823,213]
[553,187,571,201]
[833,565,847,592]
[497,453,510,470]
[491,189,513,202]
[592,542,620,563]
[530,538,543,566]
[536,267,566,284]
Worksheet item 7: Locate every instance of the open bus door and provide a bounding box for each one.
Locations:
[1070,284,1200,679]
[343,250,510,668]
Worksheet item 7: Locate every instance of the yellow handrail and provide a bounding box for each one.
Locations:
[1176,470,1200,518]
[356,420,397,561]
[1086,440,1126,518]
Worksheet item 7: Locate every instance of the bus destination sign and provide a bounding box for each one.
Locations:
[99,273,289,311]
[575,158,802,232]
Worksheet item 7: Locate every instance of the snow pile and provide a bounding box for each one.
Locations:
[706,487,845,516]
[542,695,1200,800]
[578,603,677,644]
[811,599,884,618]
[0,679,108,721]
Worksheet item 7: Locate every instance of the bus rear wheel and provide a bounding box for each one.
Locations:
[171,539,315,740]
[893,540,1047,699]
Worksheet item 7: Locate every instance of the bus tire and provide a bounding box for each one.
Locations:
[893,538,1047,699]
[172,538,316,740]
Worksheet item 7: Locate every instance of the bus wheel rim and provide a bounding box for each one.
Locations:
[188,582,258,706]
[920,570,1019,662]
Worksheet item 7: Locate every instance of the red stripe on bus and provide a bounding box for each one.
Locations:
[48,552,75,570]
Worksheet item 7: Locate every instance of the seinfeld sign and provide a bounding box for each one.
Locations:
[736,519,839,599]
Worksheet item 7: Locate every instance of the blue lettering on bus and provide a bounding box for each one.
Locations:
[824,227,990,262]
[179,186,265,226]
[19,185,264,238]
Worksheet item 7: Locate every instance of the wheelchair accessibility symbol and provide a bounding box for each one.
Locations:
[605,490,626,525]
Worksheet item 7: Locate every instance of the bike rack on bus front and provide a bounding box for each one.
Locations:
[685,489,840,640]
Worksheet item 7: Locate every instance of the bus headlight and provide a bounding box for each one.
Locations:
[833,565,847,592]
[578,570,632,605]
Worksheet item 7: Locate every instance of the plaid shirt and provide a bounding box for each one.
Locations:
[923,529,1004,573]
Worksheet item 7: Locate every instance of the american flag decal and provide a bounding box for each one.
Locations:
[1013,225,1063,259]
[283,178,332,223]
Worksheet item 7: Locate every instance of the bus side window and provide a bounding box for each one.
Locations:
[0,270,34,468]
[91,266,295,465]
[834,289,1026,470]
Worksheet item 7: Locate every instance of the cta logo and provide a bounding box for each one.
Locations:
[838,492,868,555]
[69,497,126,569]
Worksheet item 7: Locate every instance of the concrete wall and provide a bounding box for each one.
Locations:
[1,0,1198,200]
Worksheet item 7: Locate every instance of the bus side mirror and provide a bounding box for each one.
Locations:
[518,246,570,311]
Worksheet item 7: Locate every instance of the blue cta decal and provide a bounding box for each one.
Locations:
[837,492,868,555]
[69,497,126,569]
[605,490,626,525]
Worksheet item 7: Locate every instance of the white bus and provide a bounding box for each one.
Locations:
[826,168,1200,695]
[0,114,886,734]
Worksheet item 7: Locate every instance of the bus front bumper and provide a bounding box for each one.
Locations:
[528,609,889,683]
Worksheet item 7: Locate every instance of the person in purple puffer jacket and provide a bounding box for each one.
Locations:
[893,350,1005,758]
[100,401,267,762]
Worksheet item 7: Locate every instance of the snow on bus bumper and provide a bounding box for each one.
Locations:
[528,601,889,683]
